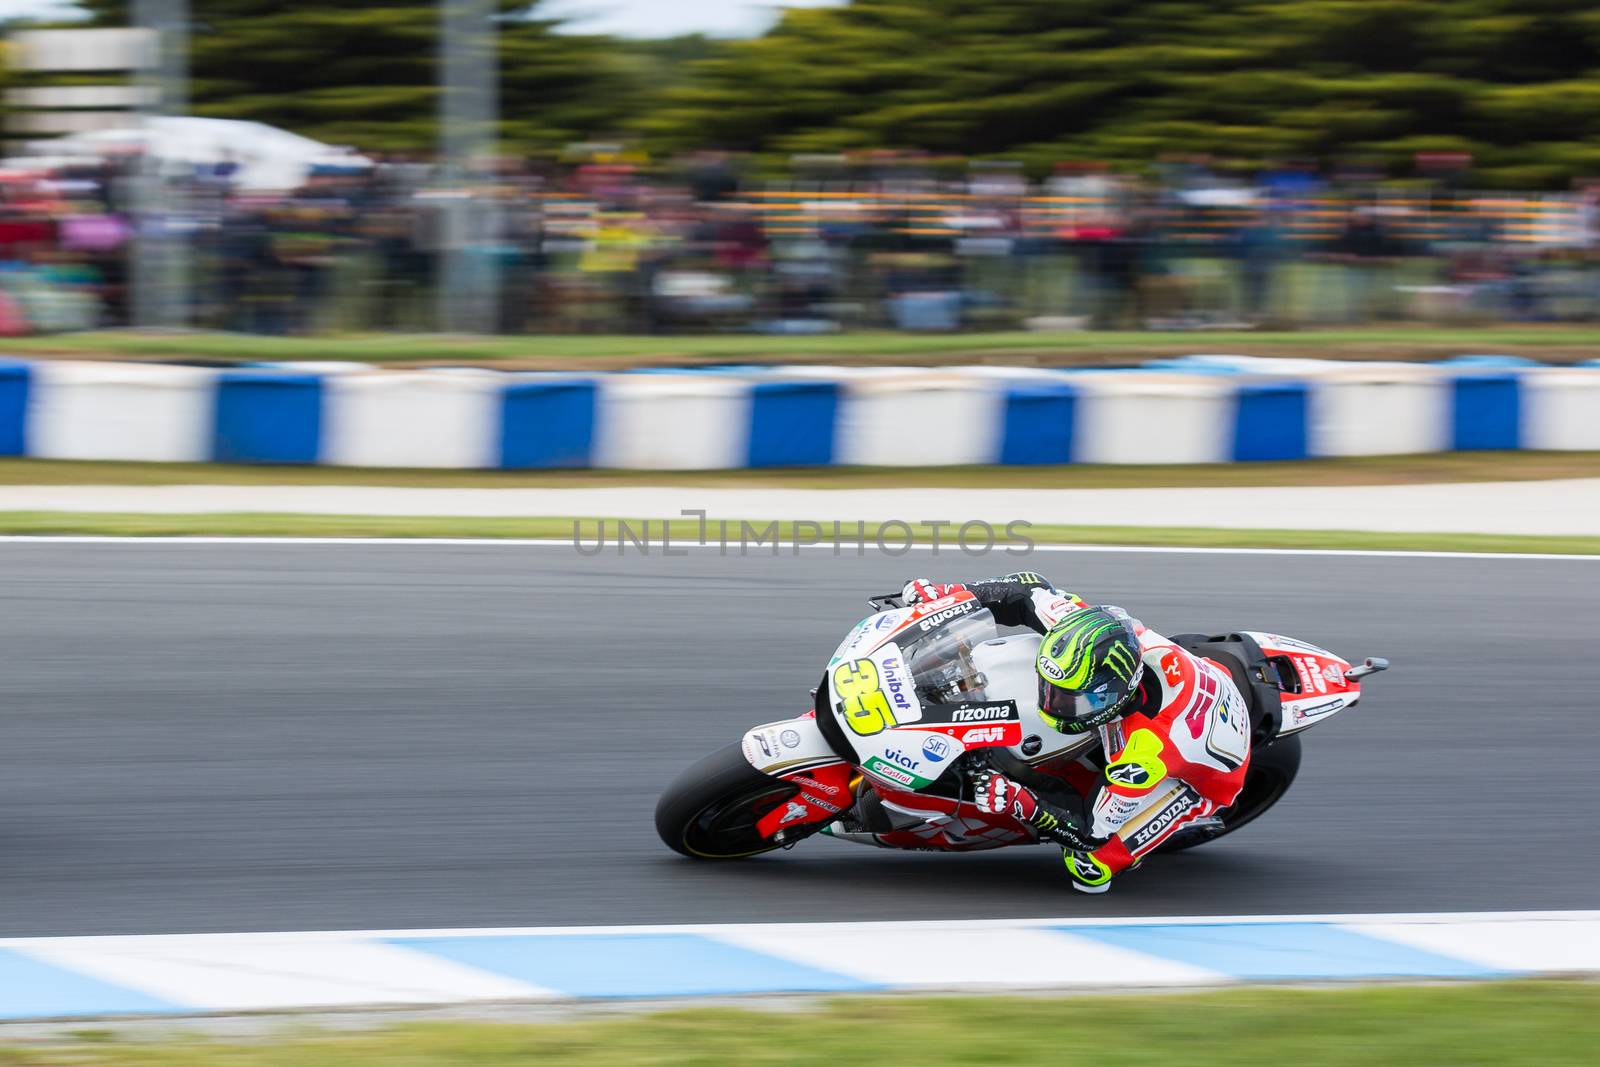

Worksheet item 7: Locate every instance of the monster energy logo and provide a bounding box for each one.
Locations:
[1104,641,1138,683]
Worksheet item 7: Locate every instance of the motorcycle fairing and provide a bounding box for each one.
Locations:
[752,758,857,839]
[1245,630,1364,735]
[740,713,843,776]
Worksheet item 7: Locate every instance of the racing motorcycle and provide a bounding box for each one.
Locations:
[656,589,1388,863]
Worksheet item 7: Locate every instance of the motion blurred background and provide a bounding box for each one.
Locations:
[1,3,1598,1054]
[6,0,1600,339]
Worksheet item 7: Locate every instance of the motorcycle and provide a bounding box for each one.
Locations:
[656,589,1387,864]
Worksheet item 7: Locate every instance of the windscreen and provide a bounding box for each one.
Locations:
[904,606,1000,706]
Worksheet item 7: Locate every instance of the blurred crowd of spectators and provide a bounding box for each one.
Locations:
[6,147,1600,336]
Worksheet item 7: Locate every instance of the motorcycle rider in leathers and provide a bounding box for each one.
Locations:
[899,573,1253,893]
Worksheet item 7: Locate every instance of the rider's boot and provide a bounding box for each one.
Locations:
[1063,848,1114,894]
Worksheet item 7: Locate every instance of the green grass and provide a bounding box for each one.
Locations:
[0,512,1593,554]
[4,324,1600,367]
[0,452,1595,489]
[2,983,1596,1065]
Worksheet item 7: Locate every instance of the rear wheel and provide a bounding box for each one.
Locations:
[1158,733,1302,853]
[655,742,804,859]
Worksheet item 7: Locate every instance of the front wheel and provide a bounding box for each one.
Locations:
[655,742,804,859]
[1158,733,1302,854]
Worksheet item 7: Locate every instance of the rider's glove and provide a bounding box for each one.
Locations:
[902,579,966,605]
[970,768,1101,852]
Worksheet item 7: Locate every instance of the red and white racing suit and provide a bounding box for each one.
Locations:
[911,574,1252,889]
[1073,626,1252,887]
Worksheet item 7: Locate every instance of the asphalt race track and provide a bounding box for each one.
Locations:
[1,541,1596,937]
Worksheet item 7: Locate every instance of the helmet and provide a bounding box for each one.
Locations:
[1035,607,1145,734]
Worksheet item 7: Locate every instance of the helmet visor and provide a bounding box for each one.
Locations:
[1037,673,1135,732]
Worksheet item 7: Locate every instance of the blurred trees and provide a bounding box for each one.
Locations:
[76,1,646,153]
[646,0,1600,186]
[65,0,1600,185]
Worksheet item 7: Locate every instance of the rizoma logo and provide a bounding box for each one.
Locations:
[879,656,913,711]
[951,704,1013,722]
[882,749,919,770]
[918,601,975,632]
[867,759,915,786]
[961,726,1007,744]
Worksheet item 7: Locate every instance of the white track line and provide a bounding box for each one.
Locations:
[0,535,1594,561]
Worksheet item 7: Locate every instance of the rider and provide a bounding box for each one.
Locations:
[899,573,1252,893]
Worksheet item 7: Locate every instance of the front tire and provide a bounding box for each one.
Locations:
[655,742,802,859]
[1158,733,1302,853]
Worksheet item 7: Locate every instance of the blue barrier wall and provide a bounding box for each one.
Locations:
[0,361,29,457]
[999,383,1076,465]
[1232,381,1309,462]
[746,381,839,467]
[4,360,1596,470]
[212,371,323,464]
[499,379,597,468]
[1451,373,1521,451]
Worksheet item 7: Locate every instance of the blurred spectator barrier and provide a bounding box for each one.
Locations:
[0,356,1596,469]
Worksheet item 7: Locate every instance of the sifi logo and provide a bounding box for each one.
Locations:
[961,726,1007,744]
[921,736,951,762]
[882,749,919,770]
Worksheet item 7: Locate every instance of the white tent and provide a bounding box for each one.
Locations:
[22,116,373,191]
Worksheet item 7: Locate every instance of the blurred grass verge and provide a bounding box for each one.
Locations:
[4,981,1597,1065]
[0,453,1595,488]
[0,513,1593,554]
[5,326,1600,369]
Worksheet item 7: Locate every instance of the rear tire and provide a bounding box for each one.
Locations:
[655,742,802,860]
[1158,733,1302,853]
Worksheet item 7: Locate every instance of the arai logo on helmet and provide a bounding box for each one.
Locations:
[921,736,951,762]
[1037,655,1068,682]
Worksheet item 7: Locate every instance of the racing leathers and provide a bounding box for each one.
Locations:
[903,574,1253,892]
